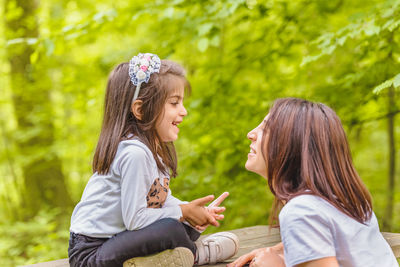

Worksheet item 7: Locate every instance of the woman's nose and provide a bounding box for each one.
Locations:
[247,129,256,140]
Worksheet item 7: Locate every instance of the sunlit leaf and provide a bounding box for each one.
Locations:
[373,79,393,94]
[163,7,174,18]
[198,23,214,36]
[363,23,380,36]
[197,38,209,52]
[393,73,400,88]
[30,50,39,64]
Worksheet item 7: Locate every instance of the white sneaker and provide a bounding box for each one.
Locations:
[194,231,239,265]
[123,247,194,267]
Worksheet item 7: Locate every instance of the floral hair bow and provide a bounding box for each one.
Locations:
[129,53,161,101]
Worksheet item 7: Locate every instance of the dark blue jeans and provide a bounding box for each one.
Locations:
[68,218,200,267]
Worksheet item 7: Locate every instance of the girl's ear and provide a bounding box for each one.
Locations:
[131,100,143,120]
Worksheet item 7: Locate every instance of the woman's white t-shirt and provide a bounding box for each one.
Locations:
[279,194,398,267]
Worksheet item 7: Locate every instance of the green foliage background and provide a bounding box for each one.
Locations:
[0,0,399,265]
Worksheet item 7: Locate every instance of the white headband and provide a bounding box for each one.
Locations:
[128,53,161,101]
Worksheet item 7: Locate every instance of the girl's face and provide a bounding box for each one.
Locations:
[245,115,268,178]
[156,78,187,142]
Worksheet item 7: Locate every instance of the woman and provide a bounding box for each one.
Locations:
[229,98,397,267]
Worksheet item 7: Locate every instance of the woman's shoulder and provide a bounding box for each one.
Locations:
[280,194,365,226]
[285,194,327,208]
[280,194,333,220]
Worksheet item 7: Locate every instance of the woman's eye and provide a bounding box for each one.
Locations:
[171,102,179,105]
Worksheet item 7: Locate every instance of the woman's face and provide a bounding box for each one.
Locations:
[245,115,268,178]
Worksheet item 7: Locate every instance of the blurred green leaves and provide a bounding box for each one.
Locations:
[0,0,399,265]
[0,209,70,266]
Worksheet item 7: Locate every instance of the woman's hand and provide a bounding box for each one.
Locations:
[227,243,284,267]
[249,247,285,267]
[180,195,218,227]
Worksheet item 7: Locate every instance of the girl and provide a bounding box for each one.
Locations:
[229,98,398,267]
[69,53,239,267]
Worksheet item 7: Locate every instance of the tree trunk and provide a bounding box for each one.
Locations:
[383,85,396,230]
[4,0,72,219]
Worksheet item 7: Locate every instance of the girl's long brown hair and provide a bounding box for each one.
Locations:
[93,60,190,176]
[263,98,372,225]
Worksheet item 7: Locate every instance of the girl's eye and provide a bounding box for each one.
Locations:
[171,102,179,106]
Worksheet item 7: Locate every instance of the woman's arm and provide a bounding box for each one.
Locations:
[227,242,284,267]
[228,243,338,267]
[296,257,339,267]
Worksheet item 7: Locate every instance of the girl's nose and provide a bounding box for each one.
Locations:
[180,105,187,117]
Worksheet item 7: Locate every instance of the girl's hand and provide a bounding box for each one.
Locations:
[208,192,229,208]
[195,206,226,231]
[227,244,284,267]
[195,192,229,231]
[180,195,218,227]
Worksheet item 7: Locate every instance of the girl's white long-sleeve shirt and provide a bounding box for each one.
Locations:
[70,138,186,238]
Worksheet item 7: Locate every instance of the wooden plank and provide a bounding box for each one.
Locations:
[23,225,400,266]
[207,226,280,267]
[22,258,69,267]
[383,232,400,258]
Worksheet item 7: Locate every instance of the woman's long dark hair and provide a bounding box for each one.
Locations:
[263,98,372,225]
[92,60,190,177]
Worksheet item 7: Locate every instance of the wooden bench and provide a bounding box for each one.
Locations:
[24,225,400,266]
